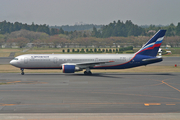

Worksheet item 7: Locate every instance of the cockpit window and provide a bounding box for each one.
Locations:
[13,58,18,60]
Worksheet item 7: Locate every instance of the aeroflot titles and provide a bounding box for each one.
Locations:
[31,56,49,59]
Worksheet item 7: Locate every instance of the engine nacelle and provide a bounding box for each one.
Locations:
[62,64,75,73]
[62,63,83,73]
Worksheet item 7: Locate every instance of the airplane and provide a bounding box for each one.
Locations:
[10,30,166,75]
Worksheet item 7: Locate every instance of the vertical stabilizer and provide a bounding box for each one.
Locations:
[136,30,166,57]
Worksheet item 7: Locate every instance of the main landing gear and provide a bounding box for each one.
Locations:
[84,68,92,75]
[20,68,24,75]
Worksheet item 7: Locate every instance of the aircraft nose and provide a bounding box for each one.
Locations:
[10,60,17,66]
[10,60,13,64]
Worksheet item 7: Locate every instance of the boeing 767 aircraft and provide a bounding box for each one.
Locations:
[10,30,166,75]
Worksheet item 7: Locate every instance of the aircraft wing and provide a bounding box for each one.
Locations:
[62,61,114,69]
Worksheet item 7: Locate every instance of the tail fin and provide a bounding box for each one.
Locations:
[136,30,166,57]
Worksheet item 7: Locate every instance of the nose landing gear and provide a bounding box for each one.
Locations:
[20,68,24,75]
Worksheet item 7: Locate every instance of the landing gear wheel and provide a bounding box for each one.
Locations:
[84,71,92,75]
[88,71,92,75]
[84,71,87,75]
[20,68,24,75]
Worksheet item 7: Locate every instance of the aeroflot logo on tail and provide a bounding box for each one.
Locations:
[31,56,49,59]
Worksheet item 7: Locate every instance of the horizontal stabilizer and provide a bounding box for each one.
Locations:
[142,57,162,62]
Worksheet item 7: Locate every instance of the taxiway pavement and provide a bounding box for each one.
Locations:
[0,72,180,113]
[0,57,13,65]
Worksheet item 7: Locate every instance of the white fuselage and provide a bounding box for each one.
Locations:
[10,54,135,69]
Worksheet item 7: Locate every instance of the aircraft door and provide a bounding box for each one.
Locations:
[24,57,28,64]
[95,58,99,62]
[53,57,58,64]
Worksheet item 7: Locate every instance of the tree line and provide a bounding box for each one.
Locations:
[0,21,50,35]
[92,20,180,38]
[50,24,103,32]
[92,20,144,38]
[1,20,180,48]
[2,29,180,49]
[1,20,180,38]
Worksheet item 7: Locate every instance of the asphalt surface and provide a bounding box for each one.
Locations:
[0,72,180,113]
[0,57,13,65]
[151,57,180,66]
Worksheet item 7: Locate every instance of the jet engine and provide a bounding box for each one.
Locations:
[62,64,82,73]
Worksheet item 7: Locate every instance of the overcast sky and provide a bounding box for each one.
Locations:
[0,0,179,26]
